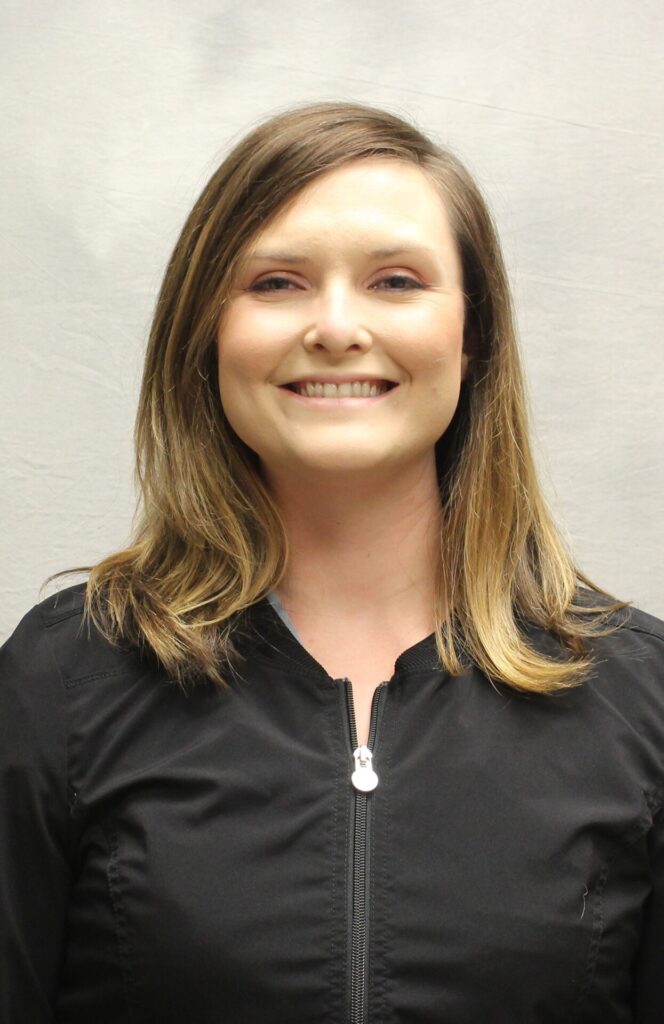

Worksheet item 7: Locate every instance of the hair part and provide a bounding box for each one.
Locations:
[45,99,630,694]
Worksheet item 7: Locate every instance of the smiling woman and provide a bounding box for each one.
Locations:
[2,101,663,1023]
[216,159,468,508]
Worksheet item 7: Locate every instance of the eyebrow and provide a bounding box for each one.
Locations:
[247,244,439,263]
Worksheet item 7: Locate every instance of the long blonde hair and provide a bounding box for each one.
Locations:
[45,100,630,694]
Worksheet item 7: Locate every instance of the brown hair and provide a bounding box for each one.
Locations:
[45,100,629,693]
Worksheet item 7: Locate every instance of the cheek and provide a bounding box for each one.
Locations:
[215,359,264,454]
[408,320,466,383]
[217,303,293,383]
[408,295,465,351]
[216,326,281,452]
[218,334,259,384]
[217,340,275,403]
[409,321,466,412]
[216,332,254,432]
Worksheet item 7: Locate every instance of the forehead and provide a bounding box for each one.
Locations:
[247,158,457,256]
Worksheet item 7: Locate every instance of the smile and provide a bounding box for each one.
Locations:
[278,382,399,406]
[281,380,397,398]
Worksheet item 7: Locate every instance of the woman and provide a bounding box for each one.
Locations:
[1,101,662,1023]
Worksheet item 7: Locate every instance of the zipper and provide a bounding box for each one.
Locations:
[341,678,388,1024]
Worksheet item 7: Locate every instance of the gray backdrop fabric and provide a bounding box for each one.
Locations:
[1,0,662,638]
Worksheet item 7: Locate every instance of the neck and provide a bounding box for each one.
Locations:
[264,454,442,632]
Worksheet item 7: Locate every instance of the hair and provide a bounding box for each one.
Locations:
[44,99,630,695]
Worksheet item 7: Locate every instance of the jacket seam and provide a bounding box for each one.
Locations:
[106,826,138,1021]
[577,863,610,1017]
[37,604,128,690]
[64,668,126,689]
[250,650,335,687]
[248,648,445,685]
[38,605,84,628]
[623,623,664,644]
[571,784,662,1020]
[39,619,77,868]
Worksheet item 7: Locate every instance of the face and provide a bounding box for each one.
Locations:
[216,158,469,484]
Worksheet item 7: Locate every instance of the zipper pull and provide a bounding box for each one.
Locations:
[351,745,379,792]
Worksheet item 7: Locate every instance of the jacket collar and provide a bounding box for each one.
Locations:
[234,597,443,681]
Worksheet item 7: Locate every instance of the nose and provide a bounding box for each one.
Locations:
[303,281,372,354]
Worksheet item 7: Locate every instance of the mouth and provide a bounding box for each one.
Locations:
[280,380,398,398]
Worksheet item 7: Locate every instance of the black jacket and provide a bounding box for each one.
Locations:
[1,581,663,1023]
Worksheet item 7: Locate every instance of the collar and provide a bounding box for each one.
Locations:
[233,597,444,681]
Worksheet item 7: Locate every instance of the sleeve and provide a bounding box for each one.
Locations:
[0,607,72,1023]
[633,798,664,1022]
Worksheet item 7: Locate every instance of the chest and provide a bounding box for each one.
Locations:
[288,630,410,747]
[60,667,653,1024]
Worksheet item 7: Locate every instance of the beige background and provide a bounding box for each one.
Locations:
[1,0,662,639]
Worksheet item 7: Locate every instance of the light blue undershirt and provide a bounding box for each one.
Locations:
[266,590,303,643]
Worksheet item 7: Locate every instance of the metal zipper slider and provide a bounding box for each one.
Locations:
[351,745,379,792]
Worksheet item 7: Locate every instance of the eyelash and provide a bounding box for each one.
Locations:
[248,273,424,293]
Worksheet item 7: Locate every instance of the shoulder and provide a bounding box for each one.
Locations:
[1,580,145,695]
[520,587,664,675]
[616,602,664,644]
[564,588,664,692]
[522,589,664,739]
[575,588,664,663]
[2,579,87,655]
[0,583,92,777]
[570,591,664,768]
[1,582,173,790]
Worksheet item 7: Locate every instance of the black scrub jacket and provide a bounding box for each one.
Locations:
[1,582,663,1023]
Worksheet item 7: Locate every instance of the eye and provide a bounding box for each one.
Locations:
[248,275,299,293]
[246,272,425,294]
[372,274,424,291]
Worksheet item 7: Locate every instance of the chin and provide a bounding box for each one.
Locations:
[288,448,402,475]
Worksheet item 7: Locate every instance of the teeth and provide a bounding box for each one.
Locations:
[295,381,390,398]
